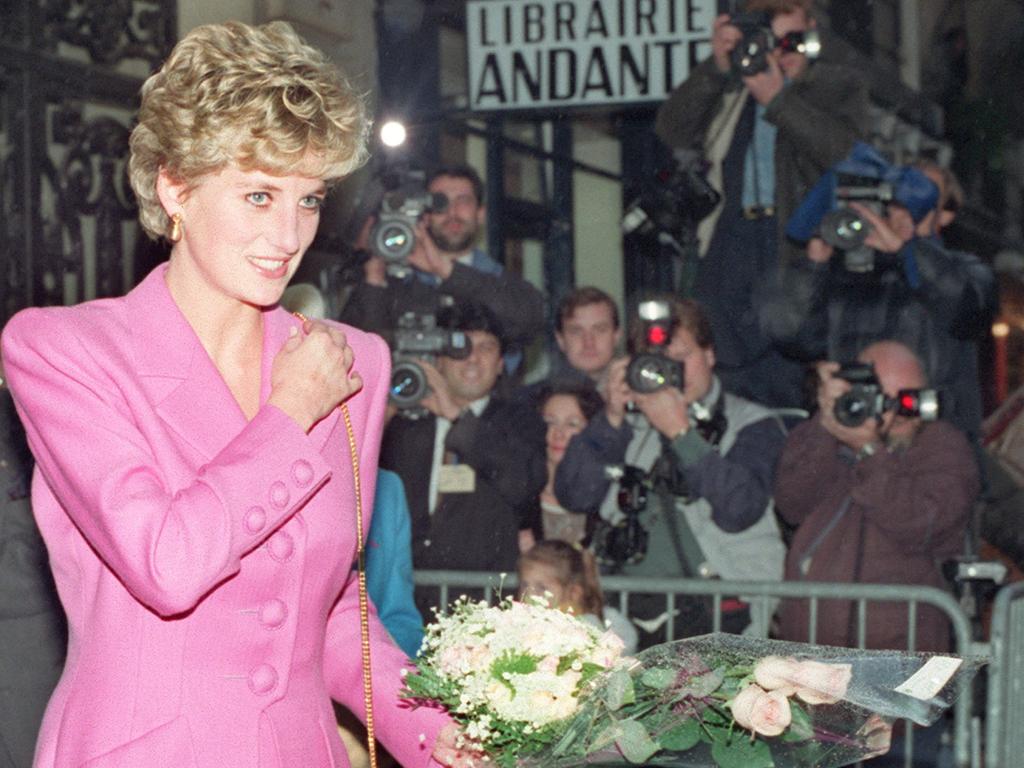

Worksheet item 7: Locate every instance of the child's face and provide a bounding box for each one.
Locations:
[517,561,572,611]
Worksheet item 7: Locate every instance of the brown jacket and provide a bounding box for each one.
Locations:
[774,417,977,651]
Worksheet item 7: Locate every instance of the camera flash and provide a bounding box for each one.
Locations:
[380,120,407,148]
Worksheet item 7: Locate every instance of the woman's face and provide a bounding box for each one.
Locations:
[542,394,587,464]
[162,163,326,308]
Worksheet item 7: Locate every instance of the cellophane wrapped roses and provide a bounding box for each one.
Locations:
[404,602,981,768]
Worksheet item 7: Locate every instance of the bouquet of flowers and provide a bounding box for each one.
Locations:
[402,597,984,768]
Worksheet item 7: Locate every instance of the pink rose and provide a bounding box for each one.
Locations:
[790,660,853,705]
[753,656,801,695]
[858,714,893,758]
[729,684,792,737]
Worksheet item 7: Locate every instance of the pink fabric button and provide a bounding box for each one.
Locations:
[244,506,266,534]
[269,481,290,510]
[267,531,294,562]
[247,663,278,695]
[258,599,288,630]
[291,459,314,488]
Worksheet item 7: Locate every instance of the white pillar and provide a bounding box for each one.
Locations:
[899,0,921,90]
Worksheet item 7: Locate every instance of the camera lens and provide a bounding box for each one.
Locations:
[372,218,416,261]
[626,354,684,394]
[833,388,877,427]
[821,209,870,250]
[390,360,428,407]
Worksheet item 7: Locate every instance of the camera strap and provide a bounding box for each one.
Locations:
[659,486,713,578]
[798,494,853,578]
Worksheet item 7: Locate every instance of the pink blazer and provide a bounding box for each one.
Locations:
[2,265,448,768]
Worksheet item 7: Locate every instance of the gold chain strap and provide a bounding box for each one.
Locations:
[294,313,377,768]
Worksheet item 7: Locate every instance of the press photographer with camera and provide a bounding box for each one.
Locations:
[759,148,997,441]
[379,302,546,578]
[553,297,786,644]
[775,341,976,768]
[654,0,869,410]
[776,340,978,651]
[340,164,545,373]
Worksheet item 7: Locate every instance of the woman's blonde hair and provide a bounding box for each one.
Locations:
[129,21,369,240]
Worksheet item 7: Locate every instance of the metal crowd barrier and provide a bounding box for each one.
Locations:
[984,581,1024,768]
[413,571,981,768]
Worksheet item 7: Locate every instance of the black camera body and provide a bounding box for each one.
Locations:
[729,11,776,76]
[390,311,470,414]
[833,362,940,427]
[819,174,895,272]
[593,465,650,569]
[370,170,448,277]
[621,155,721,245]
[728,12,821,77]
[626,300,684,394]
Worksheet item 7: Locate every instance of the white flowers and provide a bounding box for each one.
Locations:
[413,596,624,740]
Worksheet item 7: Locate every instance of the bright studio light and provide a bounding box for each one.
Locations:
[993,321,1011,338]
[379,120,407,148]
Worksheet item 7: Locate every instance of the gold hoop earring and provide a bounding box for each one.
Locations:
[169,213,183,243]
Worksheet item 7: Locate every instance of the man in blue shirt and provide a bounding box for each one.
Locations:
[341,164,545,372]
[655,0,869,409]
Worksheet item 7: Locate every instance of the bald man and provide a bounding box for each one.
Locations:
[774,341,977,652]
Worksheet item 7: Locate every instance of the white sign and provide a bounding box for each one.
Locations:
[466,0,716,111]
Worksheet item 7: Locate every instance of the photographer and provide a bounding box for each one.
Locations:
[340,164,545,372]
[776,340,978,652]
[759,160,997,441]
[655,0,869,409]
[553,297,786,643]
[379,302,546,576]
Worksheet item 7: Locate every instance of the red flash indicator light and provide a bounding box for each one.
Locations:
[647,325,669,346]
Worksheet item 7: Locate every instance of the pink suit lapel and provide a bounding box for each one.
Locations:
[124,264,340,461]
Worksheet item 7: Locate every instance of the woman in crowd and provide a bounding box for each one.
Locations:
[538,382,604,544]
[1,21,473,768]
[517,539,638,654]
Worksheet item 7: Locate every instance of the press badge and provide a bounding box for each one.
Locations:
[438,464,476,493]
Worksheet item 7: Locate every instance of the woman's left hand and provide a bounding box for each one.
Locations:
[431,723,486,767]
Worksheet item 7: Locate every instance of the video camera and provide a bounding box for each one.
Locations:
[820,175,896,272]
[787,143,940,273]
[390,308,470,415]
[621,153,721,248]
[728,11,821,77]
[626,300,684,394]
[833,362,940,428]
[370,169,448,278]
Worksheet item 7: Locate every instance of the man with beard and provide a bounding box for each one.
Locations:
[341,164,545,372]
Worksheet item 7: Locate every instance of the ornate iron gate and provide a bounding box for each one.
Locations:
[0,0,176,321]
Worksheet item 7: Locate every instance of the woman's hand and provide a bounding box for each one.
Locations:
[432,723,486,767]
[268,320,363,431]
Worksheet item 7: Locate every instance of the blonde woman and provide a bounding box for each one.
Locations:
[2,21,472,768]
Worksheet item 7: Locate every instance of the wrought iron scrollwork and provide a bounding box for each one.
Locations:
[39,0,173,69]
[0,0,176,318]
